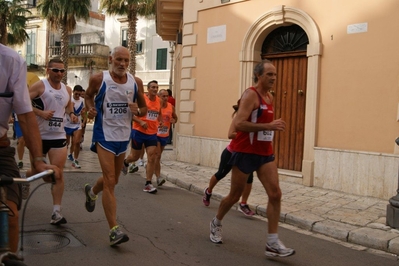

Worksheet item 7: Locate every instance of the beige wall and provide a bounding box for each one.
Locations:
[169,0,399,199]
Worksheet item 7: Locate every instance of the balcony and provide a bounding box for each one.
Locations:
[48,43,110,69]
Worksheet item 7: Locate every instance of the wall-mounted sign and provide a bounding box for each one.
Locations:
[207,25,226,44]
[347,23,368,34]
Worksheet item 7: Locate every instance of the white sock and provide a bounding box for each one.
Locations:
[53,205,61,213]
[90,188,96,198]
[267,233,278,244]
[213,217,222,226]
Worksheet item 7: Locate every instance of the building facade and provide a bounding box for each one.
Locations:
[104,15,174,91]
[155,0,399,200]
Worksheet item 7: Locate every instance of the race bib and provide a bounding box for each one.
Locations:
[45,117,63,132]
[158,126,169,135]
[257,130,274,142]
[146,110,159,121]
[105,102,129,119]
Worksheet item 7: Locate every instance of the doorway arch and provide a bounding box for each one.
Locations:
[239,5,322,186]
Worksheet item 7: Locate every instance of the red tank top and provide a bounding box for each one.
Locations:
[230,87,274,156]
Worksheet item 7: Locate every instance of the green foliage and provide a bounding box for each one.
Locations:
[0,0,31,45]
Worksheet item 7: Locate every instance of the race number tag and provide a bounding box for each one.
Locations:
[105,102,129,119]
[257,130,274,141]
[146,110,159,121]
[158,126,169,135]
[45,117,63,131]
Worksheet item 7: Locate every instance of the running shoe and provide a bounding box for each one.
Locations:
[202,188,212,207]
[109,226,129,247]
[128,163,139,173]
[17,161,23,169]
[209,219,223,244]
[265,240,295,257]
[84,184,97,212]
[239,204,255,216]
[137,159,144,167]
[50,210,67,225]
[157,176,166,186]
[68,154,74,161]
[143,183,157,194]
[72,160,81,169]
[121,160,128,175]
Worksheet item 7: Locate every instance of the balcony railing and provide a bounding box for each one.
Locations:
[48,43,110,69]
[48,43,109,58]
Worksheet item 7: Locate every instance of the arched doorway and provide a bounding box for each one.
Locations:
[239,6,322,185]
[262,25,309,172]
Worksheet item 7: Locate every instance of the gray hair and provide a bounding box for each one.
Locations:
[253,59,272,83]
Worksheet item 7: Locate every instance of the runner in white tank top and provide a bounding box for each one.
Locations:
[83,46,148,247]
[33,79,70,140]
[29,58,78,226]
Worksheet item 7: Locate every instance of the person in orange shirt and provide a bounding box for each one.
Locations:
[123,80,161,193]
[154,89,178,186]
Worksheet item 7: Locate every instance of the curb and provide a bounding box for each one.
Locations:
[158,169,399,256]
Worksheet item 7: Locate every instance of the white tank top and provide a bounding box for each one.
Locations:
[34,79,69,140]
[92,71,137,142]
[64,96,84,129]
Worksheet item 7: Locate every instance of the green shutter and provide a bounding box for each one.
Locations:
[156,48,167,70]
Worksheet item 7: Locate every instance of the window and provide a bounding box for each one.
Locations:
[121,29,128,48]
[69,34,81,45]
[136,40,143,54]
[121,29,144,54]
[26,31,36,65]
[156,48,167,70]
[27,0,36,8]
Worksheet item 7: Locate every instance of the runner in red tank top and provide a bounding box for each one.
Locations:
[209,60,295,258]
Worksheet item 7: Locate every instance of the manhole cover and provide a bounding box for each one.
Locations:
[23,231,82,254]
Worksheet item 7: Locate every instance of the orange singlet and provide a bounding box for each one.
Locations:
[157,102,173,138]
[133,94,161,135]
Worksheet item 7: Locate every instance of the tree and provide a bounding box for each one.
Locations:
[100,0,156,75]
[37,0,91,84]
[0,0,31,45]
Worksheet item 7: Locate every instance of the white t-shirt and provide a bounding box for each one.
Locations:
[0,44,32,137]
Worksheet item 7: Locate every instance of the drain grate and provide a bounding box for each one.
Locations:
[22,231,82,254]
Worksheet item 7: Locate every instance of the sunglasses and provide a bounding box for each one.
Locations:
[49,68,65,73]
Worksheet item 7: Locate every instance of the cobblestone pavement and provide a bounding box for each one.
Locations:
[10,123,399,257]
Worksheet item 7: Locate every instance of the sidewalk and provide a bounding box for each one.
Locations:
[11,124,399,257]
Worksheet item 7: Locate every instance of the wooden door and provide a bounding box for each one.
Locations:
[266,52,307,171]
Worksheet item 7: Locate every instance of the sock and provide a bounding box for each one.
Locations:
[213,217,222,226]
[145,181,151,185]
[206,188,212,194]
[267,233,278,244]
[240,202,247,206]
[89,188,96,198]
[53,205,61,213]
[124,160,129,167]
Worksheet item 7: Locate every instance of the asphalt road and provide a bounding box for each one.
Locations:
[19,172,398,266]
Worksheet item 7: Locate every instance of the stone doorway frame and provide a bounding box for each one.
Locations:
[239,5,322,186]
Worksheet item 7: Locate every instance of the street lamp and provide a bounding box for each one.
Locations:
[168,42,175,94]
[386,137,399,228]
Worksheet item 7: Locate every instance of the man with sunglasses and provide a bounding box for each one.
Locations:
[0,44,60,257]
[28,58,78,225]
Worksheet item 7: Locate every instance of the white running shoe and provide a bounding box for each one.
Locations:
[265,240,295,257]
[209,219,223,244]
[143,183,157,194]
